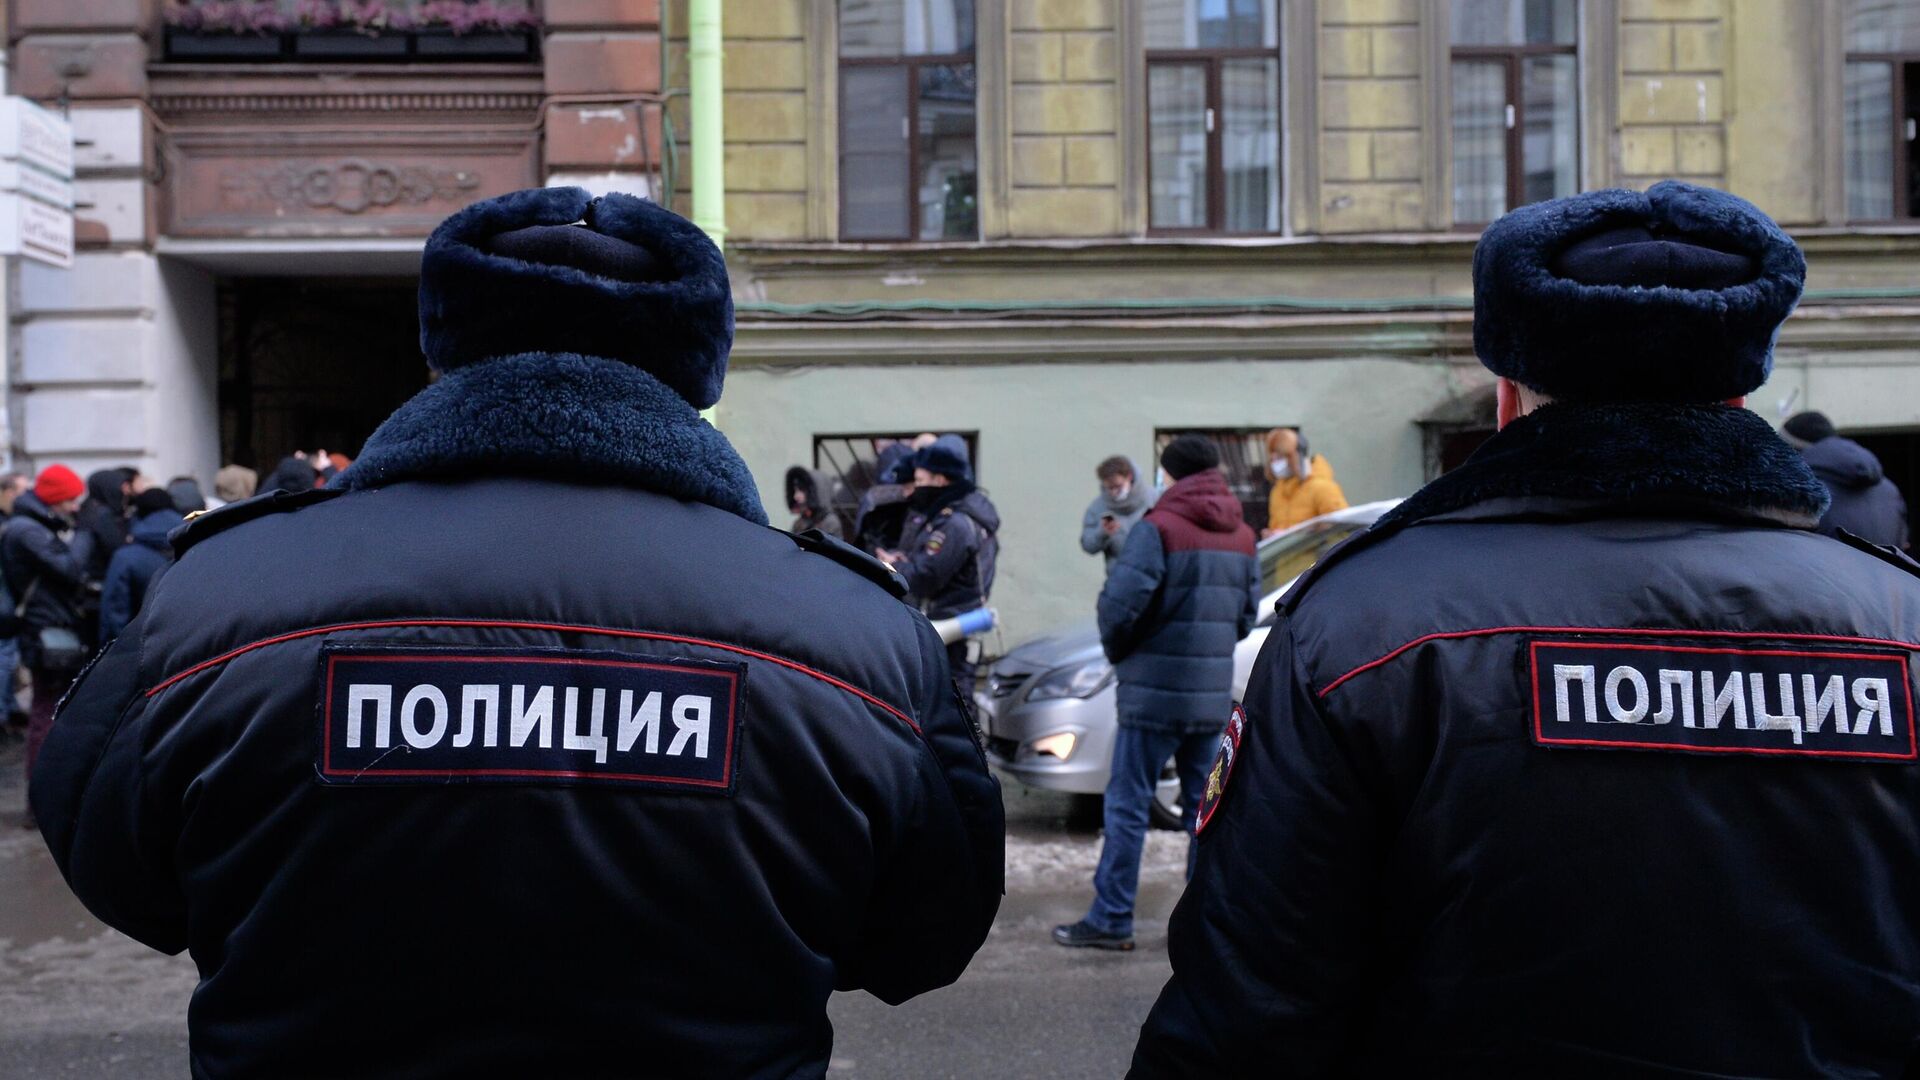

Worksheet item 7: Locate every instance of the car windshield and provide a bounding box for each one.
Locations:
[1258,519,1365,595]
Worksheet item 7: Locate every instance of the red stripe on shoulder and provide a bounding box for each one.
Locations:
[145,618,922,735]
[1317,624,1920,699]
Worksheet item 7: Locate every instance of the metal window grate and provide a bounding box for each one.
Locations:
[811,432,982,522]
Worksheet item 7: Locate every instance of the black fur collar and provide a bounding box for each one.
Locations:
[334,352,768,525]
[1380,402,1830,530]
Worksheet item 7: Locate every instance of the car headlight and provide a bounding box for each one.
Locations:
[1025,660,1113,702]
[1028,731,1077,760]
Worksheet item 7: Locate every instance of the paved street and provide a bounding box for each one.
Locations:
[0,736,1187,1077]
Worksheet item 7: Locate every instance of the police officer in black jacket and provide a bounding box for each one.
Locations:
[31,187,1004,1079]
[1133,182,1920,1077]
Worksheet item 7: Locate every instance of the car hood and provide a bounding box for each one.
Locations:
[996,620,1104,673]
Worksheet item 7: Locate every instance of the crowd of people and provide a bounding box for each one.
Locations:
[0,448,355,824]
[786,433,1001,698]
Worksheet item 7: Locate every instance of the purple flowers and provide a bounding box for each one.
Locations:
[164,0,540,36]
[164,1,291,34]
[414,0,540,34]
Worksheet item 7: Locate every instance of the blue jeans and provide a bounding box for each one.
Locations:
[1084,725,1219,936]
[0,636,18,715]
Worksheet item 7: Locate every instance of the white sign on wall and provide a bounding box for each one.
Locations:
[0,97,73,268]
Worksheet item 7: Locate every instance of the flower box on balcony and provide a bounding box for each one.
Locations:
[164,28,287,60]
[410,27,537,60]
[292,28,411,59]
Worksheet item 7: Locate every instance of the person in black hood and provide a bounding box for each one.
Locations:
[853,444,917,556]
[880,436,1000,700]
[74,467,137,580]
[784,465,847,539]
[1783,411,1909,548]
[98,489,184,647]
[259,455,318,497]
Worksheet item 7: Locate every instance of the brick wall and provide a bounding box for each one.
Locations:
[544,0,666,195]
[1318,0,1424,234]
[1618,0,1727,188]
[1007,0,1120,237]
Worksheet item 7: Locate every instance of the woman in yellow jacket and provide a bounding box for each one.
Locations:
[1264,427,1348,536]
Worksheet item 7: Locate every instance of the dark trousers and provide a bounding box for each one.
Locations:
[24,669,71,786]
[947,641,977,706]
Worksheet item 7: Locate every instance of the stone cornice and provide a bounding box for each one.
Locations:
[730,306,1920,364]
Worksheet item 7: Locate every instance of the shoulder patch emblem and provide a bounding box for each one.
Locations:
[924,530,946,555]
[1529,635,1916,762]
[317,645,746,793]
[1195,704,1247,834]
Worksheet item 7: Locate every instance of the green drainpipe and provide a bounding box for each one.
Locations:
[688,0,725,251]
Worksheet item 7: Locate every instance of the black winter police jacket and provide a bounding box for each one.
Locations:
[1133,402,1920,1079]
[31,354,1005,1080]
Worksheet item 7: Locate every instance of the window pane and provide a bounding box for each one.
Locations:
[1452,60,1507,224]
[1143,0,1278,49]
[1847,0,1920,53]
[1149,63,1210,229]
[1908,63,1920,217]
[1520,54,1577,206]
[841,0,974,58]
[917,63,978,239]
[1451,0,1577,45]
[1846,60,1895,220]
[1221,57,1280,232]
[841,65,912,239]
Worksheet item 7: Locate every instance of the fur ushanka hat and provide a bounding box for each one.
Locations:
[416,186,733,410]
[1471,181,1806,404]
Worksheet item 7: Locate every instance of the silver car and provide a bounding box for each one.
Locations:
[979,501,1397,827]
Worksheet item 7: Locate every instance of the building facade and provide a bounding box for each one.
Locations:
[707,0,1920,638]
[5,0,665,478]
[5,0,1920,641]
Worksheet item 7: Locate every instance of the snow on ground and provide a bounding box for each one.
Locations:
[1003,828,1188,891]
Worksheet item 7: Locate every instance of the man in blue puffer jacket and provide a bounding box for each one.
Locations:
[98,488,183,646]
[30,187,1003,1079]
[1054,434,1258,952]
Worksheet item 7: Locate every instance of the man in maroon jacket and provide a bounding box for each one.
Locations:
[1055,435,1260,951]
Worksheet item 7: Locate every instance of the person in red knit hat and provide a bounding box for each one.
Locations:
[2,463,95,820]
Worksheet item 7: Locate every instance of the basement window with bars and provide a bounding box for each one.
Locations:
[1143,0,1283,234]
[1450,0,1579,227]
[1152,428,1273,533]
[1844,0,1920,221]
[838,0,980,241]
[812,432,982,529]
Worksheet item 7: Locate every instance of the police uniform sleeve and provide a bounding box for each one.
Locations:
[1129,615,1389,1077]
[843,614,1005,1003]
[897,512,975,601]
[1096,521,1164,662]
[29,606,190,955]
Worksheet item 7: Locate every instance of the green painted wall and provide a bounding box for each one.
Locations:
[721,354,1487,642]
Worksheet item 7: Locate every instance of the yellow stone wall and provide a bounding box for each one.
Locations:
[1618,0,1728,189]
[693,1,1837,242]
[1007,0,1122,237]
[1318,0,1425,233]
[668,0,811,241]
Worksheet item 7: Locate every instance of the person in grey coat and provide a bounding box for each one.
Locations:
[1080,455,1157,566]
[1783,411,1909,549]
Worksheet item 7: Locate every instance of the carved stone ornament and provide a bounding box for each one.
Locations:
[224,158,484,215]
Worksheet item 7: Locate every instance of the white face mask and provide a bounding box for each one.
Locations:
[1271,459,1293,480]
[1110,482,1131,502]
